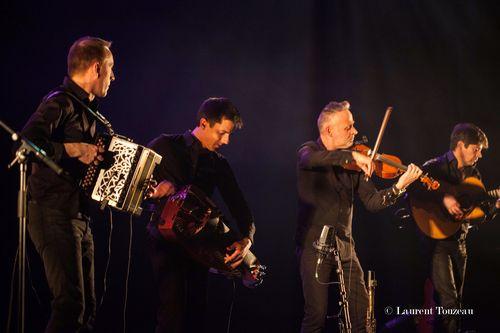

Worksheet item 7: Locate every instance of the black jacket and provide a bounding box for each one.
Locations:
[296,138,403,251]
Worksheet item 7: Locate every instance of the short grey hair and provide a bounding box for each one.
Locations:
[317,100,350,133]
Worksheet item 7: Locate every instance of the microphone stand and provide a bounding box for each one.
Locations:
[332,236,352,333]
[314,227,352,333]
[0,119,63,333]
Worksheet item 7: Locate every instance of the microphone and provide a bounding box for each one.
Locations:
[313,225,336,265]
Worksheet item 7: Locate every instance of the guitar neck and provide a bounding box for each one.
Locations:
[488,188,500,199]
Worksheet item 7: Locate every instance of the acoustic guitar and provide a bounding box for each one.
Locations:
[410,176,499,239]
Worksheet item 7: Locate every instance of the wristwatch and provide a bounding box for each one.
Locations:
[391,184,406,196]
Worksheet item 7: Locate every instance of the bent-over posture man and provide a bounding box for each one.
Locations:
[147,97,255,333]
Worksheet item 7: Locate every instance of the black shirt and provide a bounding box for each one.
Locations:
[147,131,255,243]
[422,151,480,184]
[296,138,403,249]
[21,77,98,216]
[411,150,485,239]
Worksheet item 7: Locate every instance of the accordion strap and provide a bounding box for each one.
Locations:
[46,89,115,135]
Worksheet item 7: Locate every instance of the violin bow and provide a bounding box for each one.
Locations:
[366,106,393,179]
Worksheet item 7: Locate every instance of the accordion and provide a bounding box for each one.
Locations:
[80,134,162,216]
[158,185,265,288]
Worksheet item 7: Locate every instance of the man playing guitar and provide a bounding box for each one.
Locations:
[410,123,499,333]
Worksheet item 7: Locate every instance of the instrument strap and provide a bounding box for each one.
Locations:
[45,89,115,135]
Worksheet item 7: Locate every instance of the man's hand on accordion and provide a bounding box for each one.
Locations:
[224,237,252,269]
[148,180,176,199]
[64,142,104,165]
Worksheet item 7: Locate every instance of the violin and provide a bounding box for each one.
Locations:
[347,107,439,191]
[344,144,440,191]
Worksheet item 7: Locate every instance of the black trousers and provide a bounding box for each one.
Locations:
[27,201,96,333]
[147,233,208,333]
[298,241,368,333]
[431,239,467,333]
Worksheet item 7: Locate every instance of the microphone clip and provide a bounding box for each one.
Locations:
[313,240,336,257]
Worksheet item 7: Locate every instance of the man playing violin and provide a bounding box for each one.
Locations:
[296,100,423,333]
[410,123,499,333]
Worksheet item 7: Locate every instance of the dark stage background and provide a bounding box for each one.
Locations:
[1,1,499,332]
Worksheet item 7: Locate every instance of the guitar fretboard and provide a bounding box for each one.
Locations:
[488,188,500,199]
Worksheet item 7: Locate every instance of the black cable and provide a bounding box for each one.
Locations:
[348,174,355,294]
[123,214,133,333]
[7,230,43,333]
[226,279,237,333]
[26,252,41,306]
[6,249,18,333]
[98,207,114,309]
[46,90,114,135]
[347,234,353,293]
[326,176,355,326]
[315,261,339,285]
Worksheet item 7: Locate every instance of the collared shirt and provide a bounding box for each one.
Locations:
[422,150,480,184]
[415,150,483,239]
[147,131,255,242]
[21,77,98,216]
[296,138,402,250]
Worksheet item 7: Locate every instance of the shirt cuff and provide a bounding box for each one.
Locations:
[381,185,405,206]
[245,233,254,245]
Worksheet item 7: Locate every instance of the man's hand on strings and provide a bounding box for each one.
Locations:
[443,194,464,220]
